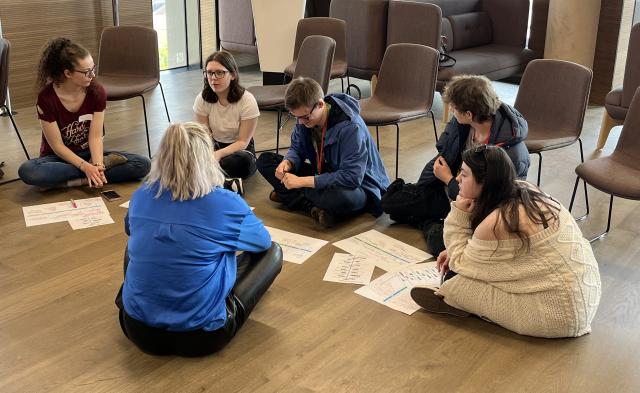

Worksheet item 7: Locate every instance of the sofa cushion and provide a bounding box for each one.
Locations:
[437,44,532,82]
[447,11,492,51]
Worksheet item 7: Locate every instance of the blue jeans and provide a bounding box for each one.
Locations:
[257,152,367,219]
[18,150,151,188]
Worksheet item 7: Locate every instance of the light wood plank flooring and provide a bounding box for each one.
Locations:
[1,67,639,393]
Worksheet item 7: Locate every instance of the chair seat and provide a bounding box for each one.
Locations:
[576,154,640,200]
[246,85,287,109]
[96,75,159,100]
[360,97,429,125]
[284,59,347,79]
[524,124,579,153]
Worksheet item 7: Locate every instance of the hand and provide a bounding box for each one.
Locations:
[275,160,293,181]
[82,162,107,188]
[213,150,222,162]
[436,249,450,275]
[433,156,453,183]
[282,173,306,189]
[455,194,476,212]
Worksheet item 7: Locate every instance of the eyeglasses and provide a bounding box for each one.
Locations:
[289,102,318,122]
[203,69,229,79]
[73,65,96,78]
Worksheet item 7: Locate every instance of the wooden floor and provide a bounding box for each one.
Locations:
[1,67,640,393]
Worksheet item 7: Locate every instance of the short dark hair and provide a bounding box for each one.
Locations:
[442,75,500,123]
[284,77,324,110]
[201,51,245,104]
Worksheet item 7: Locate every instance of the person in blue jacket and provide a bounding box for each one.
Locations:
[115,122,282,357]
[381,75,530,255]
[257,77,390,227]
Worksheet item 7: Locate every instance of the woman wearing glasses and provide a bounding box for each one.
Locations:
[194,51,260,193]
[411,145,601,338]
[19,37,150,189]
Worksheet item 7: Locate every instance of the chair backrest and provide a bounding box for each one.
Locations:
[0,38,10,107]
[622,23,640,108]
[219,0,257,54]
[387,1,442,50]
[291,17,346,67]
[372,43,439,111]
[615,87,640,157]
[514,59,592,138]
[97,26,160,81]
[292,35,336,94]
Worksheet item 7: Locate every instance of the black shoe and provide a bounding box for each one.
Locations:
[310,207,335,228]
[410,287,470,317]
[422,220,445,256]
[224,178,244,195]
[269,190,282,203]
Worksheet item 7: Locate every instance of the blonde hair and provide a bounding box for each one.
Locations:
[145,122,225,201]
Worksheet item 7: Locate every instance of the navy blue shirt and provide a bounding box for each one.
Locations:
[123,183,271,331]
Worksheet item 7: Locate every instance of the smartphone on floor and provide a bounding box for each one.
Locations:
[101,190,122,202]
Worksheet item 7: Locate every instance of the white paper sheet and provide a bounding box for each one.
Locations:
[323,253,376,285]
[355,262,441,315]
[334,229,431,271]
[69,214,115,230]
[266,226,328,264]
[119,200,130,208]
[23,197,113,229]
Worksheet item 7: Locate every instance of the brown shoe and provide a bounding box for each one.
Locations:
[103,152,128,169]
[410,287,470,317]
[269,190,282,203]
[310,207,335,228]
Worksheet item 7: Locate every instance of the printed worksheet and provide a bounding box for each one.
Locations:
[23,197,113,229]
[334,229,431,271]
[355,262,441,315]
[323,253,376,285]
[266,226,328,264]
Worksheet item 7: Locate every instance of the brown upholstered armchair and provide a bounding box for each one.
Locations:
[596,23,640,150]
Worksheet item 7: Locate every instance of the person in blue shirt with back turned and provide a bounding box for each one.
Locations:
[115,121,282,357]
[257,77,390,227]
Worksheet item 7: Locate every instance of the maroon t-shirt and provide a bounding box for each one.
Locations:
[37,83,107,157]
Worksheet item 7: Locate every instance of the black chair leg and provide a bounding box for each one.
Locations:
[276,108,282,155]
[375,126,380,151]
[394,123,400,179]
[340,77,345,93]
[4,105,30,160]
[139,95,152,158]
[589,195,614,243]
[578,138,589,218]
[429,110,438,142]
[159,82,171,122]
[535,152,542,186]
[569,175,580,213]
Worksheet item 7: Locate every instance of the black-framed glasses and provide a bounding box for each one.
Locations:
[73,65,96,78]
[203,69,229,79]
[289,102,318,122]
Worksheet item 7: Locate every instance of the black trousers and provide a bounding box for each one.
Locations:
[381,179,451,228]
[115,243,283,357]
[216,139,257,179]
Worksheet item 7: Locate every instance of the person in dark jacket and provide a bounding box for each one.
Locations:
[257,77,390,227]
[382,75,530,254]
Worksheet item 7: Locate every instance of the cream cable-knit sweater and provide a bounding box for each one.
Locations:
[438,203,601,338]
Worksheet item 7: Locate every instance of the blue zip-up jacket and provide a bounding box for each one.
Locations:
[284,93,390,216]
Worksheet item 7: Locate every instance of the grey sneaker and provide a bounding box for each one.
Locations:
[224,178,244,195]
[103,152,128,169]
[410,287,470,317]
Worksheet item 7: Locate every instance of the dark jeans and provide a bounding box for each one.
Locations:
[18,150,151,188]
[216,139,257,179]
[256,152,367,218]
[115,243,283,357]
[381,179,451,228]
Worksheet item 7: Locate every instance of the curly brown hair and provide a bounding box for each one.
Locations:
[442,75,500,123]
[36,37,93,92]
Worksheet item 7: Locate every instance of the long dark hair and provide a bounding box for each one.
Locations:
[201,51,245,104]
[463,145,560,250]
[36,37,94,93]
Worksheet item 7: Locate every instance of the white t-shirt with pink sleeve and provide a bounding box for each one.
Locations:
[193,90,260,144]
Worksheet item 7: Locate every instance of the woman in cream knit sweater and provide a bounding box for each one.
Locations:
[411,145,601,338]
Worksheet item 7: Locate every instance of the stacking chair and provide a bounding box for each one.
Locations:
[514,59,592,191]
[0,38,30,160]
[248,35,335,153]
[284,17,349,92]
[386,1,441,50]
[596,23,640,150]
[359,43,439,179]
[569,88,640,242]
[96,26,170,158]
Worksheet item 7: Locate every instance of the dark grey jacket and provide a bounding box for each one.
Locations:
[417,103,530,199]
